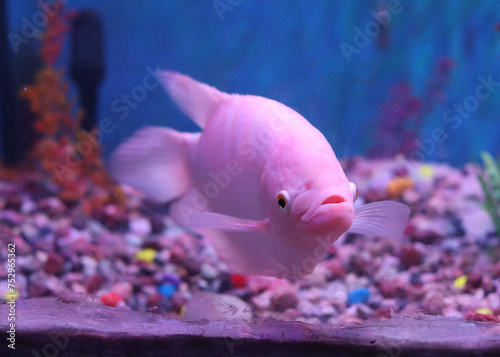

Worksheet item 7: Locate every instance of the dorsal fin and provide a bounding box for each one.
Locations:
[158,71,230,128]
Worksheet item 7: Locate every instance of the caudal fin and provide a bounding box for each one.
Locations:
[109,126,200,202]
[157,71,230,129]
[349,201,410,239]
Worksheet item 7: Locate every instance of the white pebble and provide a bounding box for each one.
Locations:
[125,233,143,246]
[130,216,152,237]
[200,263,219,280]
[488,293,500,310]
[81,256,98,276]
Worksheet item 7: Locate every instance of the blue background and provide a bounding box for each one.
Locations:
[5,0,500,166]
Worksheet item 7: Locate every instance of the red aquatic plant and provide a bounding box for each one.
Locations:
[19,3,125,214]
[369,58,454,159]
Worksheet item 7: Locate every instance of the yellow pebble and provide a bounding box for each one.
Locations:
[475,308,493,315]
[180,305,186,318]
[4,290,19,301]
[418,165,435,178]
[454,275,467,289]
[386,176,414,198]
[135,248,157,263]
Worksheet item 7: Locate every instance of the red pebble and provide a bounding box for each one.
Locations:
[44,253,64,275]
[465,311,499,323]
[492,262,500,278]
[85,274,104,294]
[374,306,393,319]
[230,274,247,288]
[400,243,422,269]
[101,293,121,307]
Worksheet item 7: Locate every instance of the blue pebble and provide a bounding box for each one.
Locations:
[159,283,176,297]
[347,288,371,305]
[163,274,181,287]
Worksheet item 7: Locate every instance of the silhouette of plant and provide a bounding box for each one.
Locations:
[19,3,125,213]
[369,58,454,159]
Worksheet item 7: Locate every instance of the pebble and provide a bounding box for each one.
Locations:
[17,255,41,274]
[271,288,299,312]
[453,275,467,289]
[150,215,166,234]
[2,157,500,324]
[111,281,133,301]
[386,176,414,199]
[171,292,189,314]
[323,259,347,279]
[400,243,422,268]
[101,293,122,307]
[374,306,393,318]
[11,236,32,255]
[129,216,152,237]
[465,311,500,323]
[20,196,37,214]
[81,256,98,276]
[43,253,64,275]
[492,262,500,278]
[487,293,500,310]
[163,274,182,287]
[347,288,371,305]
[465,273,483,291]
[85,274,105,294]
[158,283,176,298]
[476,307,494,315]
[125,233,143,247]
[200,263,219,280]
[230,274,247,288]
[135,248,157,263]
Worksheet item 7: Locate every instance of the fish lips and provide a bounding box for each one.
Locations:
[301,198,353,237]
[301,190,351,221]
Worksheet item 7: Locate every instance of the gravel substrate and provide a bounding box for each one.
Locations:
[1,157,499,325]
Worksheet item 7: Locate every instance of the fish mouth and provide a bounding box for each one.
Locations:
[322,195,345,205]
[301,192,349,222]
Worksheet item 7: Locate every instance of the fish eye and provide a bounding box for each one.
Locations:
[277,190,291,211]
[349,182,358,202]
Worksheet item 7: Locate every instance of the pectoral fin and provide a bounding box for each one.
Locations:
[170,199,269,233]
[349,201,410,239]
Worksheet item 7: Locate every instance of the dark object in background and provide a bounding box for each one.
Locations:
[0,0,21,166]
[70,10,105,132]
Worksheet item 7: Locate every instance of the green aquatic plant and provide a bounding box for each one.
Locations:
[478,151,500,237]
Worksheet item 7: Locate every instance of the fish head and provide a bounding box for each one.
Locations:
[267,172,356,248]
[296,184,354,240]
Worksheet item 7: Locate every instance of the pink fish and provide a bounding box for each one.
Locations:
[110,72,410,279]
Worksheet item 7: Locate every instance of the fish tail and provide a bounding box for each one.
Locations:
[109,126,199,202]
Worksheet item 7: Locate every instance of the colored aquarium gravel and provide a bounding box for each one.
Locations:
[0,157,498,325]
[347,288,371,305]
[101,293,122,307]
